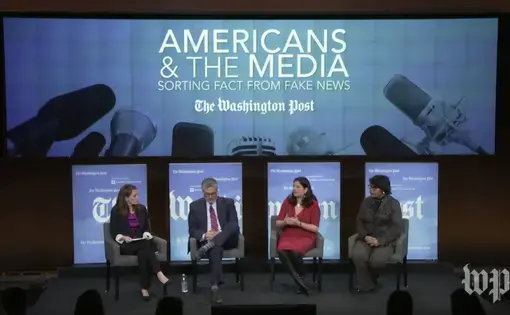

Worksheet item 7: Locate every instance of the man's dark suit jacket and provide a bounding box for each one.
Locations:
[356,195,403,246]
[188,197,239,249]
[109,205,150,240]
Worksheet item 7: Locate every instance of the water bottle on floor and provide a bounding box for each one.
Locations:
[181,273,188,293]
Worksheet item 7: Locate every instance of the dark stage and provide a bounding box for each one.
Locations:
[21,263,510,315]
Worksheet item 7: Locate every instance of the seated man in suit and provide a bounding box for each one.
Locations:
[352,175,403,292]
[188,177,240,304]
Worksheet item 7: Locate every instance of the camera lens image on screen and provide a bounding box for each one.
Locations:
[365,163,438,260]
[267,162,341,260]
[169,163,243,261]
[72,164,148,264]
[3,18,498,156]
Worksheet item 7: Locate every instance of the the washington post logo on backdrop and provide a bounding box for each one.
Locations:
[72,164,147,264]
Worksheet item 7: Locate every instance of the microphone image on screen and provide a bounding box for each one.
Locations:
[286,127,336,155]
[360,125,418,156]
[105,110,157,157]
[227,137,276,156]
[71,132,106,157]
[384,74,489,155]
[171,122,214,157]
[6,84,115,157]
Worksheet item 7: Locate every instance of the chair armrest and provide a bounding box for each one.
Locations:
[236,234,245,257]
[189,237,198,260]
[394,233,408,261]
[315,232,324,257]
[104,238,121,265]
[152,236,168,258]
[270,231,278,258]
[348,233,359,259]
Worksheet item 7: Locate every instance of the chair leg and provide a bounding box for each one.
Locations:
[235,258,240,284]
[348,259,354,291]
[403,256,408,288]
[239,258,244,291]
[105,261,110,293]
[312,257,317,283]
[114,267,120,301]
[396,263,402,291]
[317,257,323,292]
[192,259,198,293]
[270,257,275,291]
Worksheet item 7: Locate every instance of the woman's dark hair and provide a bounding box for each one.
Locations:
[369,175,392,195]
[115,184,138,216]
[387,290,413,315]
[74,289,104,315]
[287,176,317,208]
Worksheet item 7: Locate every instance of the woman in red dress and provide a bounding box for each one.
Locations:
[276,177,320,295]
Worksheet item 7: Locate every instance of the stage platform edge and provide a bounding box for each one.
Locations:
[58,260,453,278]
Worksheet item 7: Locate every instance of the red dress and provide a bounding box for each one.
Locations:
[276,198,321,254]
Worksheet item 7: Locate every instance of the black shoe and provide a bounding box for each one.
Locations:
[293,274,309,295]
[296,287,309,295]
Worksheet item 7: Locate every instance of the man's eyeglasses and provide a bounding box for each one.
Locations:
[204,192,217,197]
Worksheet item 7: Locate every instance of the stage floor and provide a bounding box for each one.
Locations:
[27,272,509,315]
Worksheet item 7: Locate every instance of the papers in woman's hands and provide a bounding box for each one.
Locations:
[128,238,143,242]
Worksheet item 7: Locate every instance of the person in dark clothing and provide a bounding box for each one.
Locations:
[451,288,486,315]
[387,290,413,315]
[155,297,184,315]
[110,184,170,300]
[352,175,404,292]
[74,289,104,315]
[1,287,26,315]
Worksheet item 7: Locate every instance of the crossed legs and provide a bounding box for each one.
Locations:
[278,250,309,295]
[195,223,239,303]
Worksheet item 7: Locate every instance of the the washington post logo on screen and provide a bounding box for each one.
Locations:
[462,264,510,303]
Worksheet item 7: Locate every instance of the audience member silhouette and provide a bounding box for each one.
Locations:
[387,290,413,315]
[451,288,486,315]
[1,287,27,315]
[74,289,104,315]
[155,296,184,315]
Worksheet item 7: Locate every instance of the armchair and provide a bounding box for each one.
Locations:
[348,218,409,290]
[269,215,324,292]
[189,234,245,293]
[103,222,168,301]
